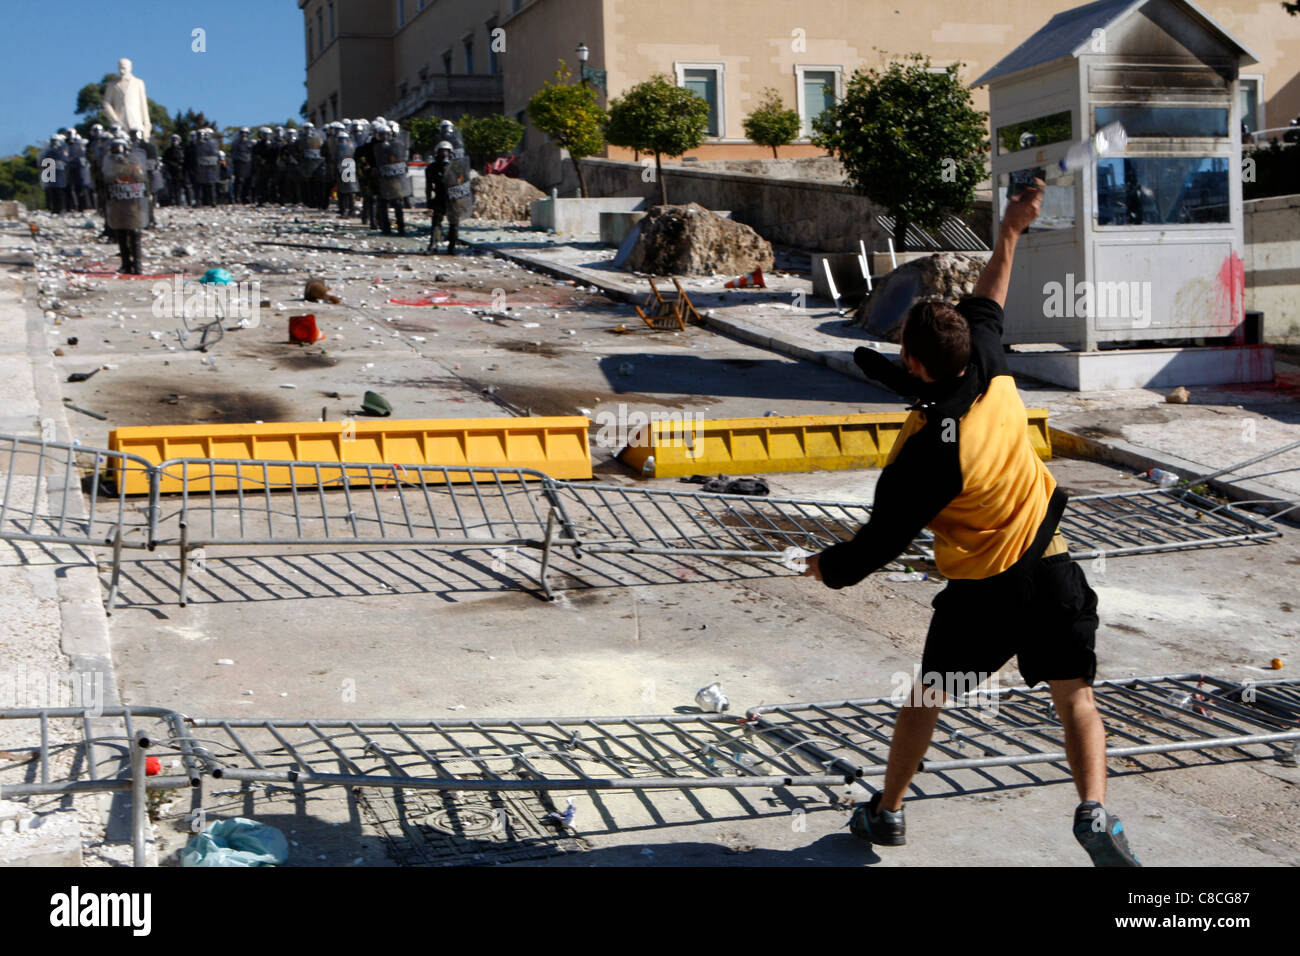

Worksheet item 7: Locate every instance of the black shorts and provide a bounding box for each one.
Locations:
[919,552,1098,693]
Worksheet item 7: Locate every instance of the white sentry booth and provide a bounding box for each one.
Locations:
[973,0,1272,389]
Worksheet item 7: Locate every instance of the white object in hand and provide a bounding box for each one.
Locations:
[1059,122,1127,172]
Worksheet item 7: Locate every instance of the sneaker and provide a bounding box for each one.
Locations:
[848,793,906,846]
[1073,801,1141,867]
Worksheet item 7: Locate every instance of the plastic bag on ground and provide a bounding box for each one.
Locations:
[181,817,290,867]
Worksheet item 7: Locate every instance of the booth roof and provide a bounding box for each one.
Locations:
[972,0,1257,88]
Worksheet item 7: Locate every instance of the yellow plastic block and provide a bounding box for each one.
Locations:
[619,410,1050,478]
[108,417,592,493]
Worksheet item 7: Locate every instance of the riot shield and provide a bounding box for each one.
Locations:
[232,137,254,178]
[41,147,69,189]
[447,132,473,218]
[299,130,325,178]
[374,139,411,201]
[102,153,150,230]
[195,139,220,184]
[333,135,359,195]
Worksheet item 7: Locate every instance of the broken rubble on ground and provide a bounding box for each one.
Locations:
[624,202,774,278]
[469,174,545,222]
[854,252,987,339]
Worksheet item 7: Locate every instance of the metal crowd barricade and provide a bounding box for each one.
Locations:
[0,433,1286,611]
[147,458,579,604]
[1057,487,1282,558]
[549,481,935,563]
[0,435,157,607]
[1,677,1296,865]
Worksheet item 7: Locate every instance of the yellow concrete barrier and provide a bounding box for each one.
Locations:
[619,410,1050,478]
[109,417,592,493]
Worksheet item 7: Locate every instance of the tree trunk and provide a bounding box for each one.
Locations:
[772,146,779,159]
[656,152,666,205]
[573,156,588,198]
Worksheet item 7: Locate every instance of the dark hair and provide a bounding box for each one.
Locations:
[902,300,971,381]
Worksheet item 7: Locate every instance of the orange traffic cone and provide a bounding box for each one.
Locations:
[725,267,765,289]
[288,313,326,344]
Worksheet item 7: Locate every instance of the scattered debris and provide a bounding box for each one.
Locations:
[304,277,342,304]
[634,277,701,331]
[66,368,102,383]
[1166,386,1191,404]
[682,474,771,496]
[361,391,392,417]
[198,267,234,286]
[624,202,773,277]
[695,682,729,713]
[288,313,326,344]
[470,175,545,222]
[61,398,107,421]
[855,252,984,338]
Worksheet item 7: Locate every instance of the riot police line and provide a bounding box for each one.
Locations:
[39,117,474,274]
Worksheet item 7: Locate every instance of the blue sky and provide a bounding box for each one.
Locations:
[0,1,305,156]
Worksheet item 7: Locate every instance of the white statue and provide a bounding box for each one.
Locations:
[103,58,150,138]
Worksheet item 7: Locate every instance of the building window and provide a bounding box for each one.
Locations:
[328,2,335,39]
[796,66,841,137]
[397,0,405,28]
[443,50,453,75]
[330,92,338,120]
[1240,75,1263,138]
[306,23,313,62]
[487,19,500,75]
[464,37,475,74]
[512,0,522,12]
[675,63,724,137]
[317,10,323,52]
[399,82,408,99]
[418,67,428,83]
[517,110,527,150]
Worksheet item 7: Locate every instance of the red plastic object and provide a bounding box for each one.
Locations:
[288,314,326,344]
[145,756,161,776]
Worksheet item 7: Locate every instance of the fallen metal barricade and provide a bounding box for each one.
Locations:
[3,676,1294,865]
[0,434,1285,611]
[1058,487,1283,558]
[550,481,936,563]
[144,458,577,604]
[0,436,157,603]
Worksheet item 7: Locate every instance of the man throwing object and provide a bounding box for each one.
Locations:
[804,180,1140,867]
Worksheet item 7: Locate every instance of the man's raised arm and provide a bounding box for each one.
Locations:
[972,179,1044,308]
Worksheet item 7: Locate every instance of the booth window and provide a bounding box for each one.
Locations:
[1096,157,1229,225]
[1239,77,1262,134]
[1094,106,1228,138]
[996,111,1072,154]
[1000,167,1076,231]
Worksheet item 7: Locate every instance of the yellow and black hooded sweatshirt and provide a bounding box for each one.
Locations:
[818,297,1067,590]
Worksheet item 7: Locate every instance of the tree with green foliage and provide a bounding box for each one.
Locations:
[743,88,801,158]
[527,64,606,197]
[605,74,710,205]
[813,54,987,251]
[405,116,445,157]
[0,147,44,209]
[170,110,219,143]
[459,114,524,169]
